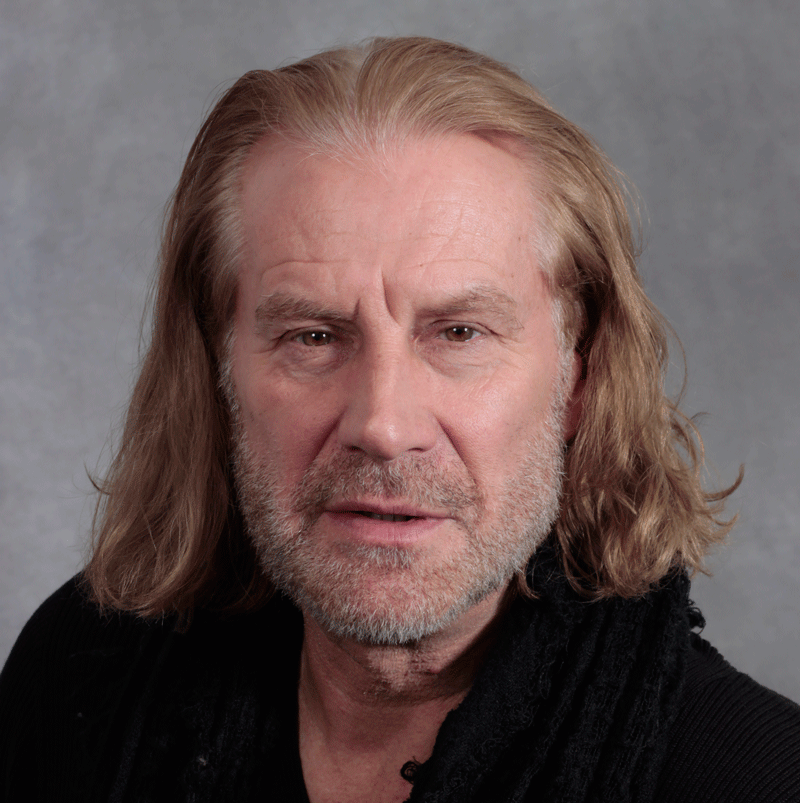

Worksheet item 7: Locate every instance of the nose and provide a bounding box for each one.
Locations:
[335,344,439,461]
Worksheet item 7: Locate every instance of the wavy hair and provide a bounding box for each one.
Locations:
[85,36,739,618]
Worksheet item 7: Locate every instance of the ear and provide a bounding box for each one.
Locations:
[563,349,584,441]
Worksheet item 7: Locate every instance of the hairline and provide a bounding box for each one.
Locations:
[216,129,573,374]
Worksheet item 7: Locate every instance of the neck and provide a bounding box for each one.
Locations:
[298,586,511,802]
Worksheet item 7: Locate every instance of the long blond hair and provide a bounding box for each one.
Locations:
[85,37,738,618]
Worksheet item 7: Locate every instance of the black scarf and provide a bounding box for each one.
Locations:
[100,544,692,802]
[408,549,693,802]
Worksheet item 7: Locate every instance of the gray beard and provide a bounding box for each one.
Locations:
[227,360,570,646]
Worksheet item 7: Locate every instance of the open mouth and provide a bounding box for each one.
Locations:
[354,511,417,522]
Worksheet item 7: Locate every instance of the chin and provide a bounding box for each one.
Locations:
[269,539,515,646]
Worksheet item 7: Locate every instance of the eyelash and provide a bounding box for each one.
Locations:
[285,323,485,350]
[441,325,480,342]
[294,330,336,347]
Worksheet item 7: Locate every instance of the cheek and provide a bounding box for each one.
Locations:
[450,363,554,440]
[439,371,553,484]
[233,362,337,470]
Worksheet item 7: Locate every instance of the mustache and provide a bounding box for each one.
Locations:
[290,451,482,520]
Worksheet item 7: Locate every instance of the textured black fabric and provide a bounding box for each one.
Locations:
[2,560,799,802]
[655,635,800,803]
[405,549,691,802]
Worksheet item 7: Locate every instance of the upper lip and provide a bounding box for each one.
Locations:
[325,499,446,519]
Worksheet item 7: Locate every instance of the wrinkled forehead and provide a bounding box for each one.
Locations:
[237,130,552,276]
[227,132,570,364]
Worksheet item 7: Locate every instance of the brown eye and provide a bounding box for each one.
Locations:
[300,331,334,346]
[444,326,477,342]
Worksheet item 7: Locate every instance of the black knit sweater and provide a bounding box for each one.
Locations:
[1,575,799,802]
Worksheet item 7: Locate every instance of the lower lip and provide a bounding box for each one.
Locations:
[320,511,447,546]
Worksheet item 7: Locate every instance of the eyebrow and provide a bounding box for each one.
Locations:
[254,292,350,334]
[422,286,522,333]
[253,285,522,334]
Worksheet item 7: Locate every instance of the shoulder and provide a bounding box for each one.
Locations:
[656,633,800,803]
[0,579,302,802]
[0,576,165,802]
[0,575,154,698]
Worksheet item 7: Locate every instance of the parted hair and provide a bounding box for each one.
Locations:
[85,36,738,618]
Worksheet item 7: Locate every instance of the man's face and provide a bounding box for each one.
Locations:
[229,134,580,645]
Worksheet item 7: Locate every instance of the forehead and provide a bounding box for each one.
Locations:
[236,133,548,309]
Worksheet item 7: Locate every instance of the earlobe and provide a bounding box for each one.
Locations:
[563,349,584,441]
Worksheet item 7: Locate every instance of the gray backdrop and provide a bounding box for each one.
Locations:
[2,0,798,701]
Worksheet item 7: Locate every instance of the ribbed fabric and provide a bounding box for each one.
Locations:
[2,567,799,802]
[656,635,800,803]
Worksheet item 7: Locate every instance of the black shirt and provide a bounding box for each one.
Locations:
[1,577,798,802]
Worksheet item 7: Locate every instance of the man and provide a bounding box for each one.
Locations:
[1,36,798,803]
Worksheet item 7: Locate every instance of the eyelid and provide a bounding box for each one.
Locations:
[297,329,335,346]
[433,320,488,337]
[287,325,337,342]
[441,325,480,341]
[281,320,360,349]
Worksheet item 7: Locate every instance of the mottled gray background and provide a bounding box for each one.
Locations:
[2,0,798,700]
